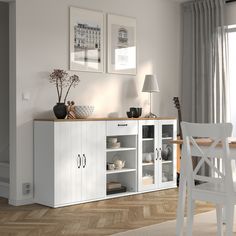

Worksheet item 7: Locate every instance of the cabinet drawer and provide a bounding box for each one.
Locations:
[106,121,138,136]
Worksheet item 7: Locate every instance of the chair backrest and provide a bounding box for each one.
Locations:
[181,122,233,193]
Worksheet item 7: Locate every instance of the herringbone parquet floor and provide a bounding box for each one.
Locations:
[0,189,214,236]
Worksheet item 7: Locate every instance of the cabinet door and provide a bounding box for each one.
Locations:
[54,122,82,205]
[138,120,159,191]
[82,121,106,201]
[158,120,177,189]
[70,122,83,203]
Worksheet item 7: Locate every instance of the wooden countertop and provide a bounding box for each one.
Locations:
[171,138,236,148]
[34,117,177,122]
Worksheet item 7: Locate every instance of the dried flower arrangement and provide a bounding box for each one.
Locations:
[49,69,80,119]
[49,69,80,103]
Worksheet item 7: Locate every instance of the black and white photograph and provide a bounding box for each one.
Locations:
[70,7,104,72]
[107,14,136,75]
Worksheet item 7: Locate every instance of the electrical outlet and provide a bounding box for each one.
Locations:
[22,183,31,195]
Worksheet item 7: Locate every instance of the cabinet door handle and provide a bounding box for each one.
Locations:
[156,148,159,161]
[118,124,128,127]
[159,148,162,161]
[77,154,81,168]
[82,154,86,168]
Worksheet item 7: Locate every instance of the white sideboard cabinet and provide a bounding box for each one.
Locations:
[34,118,176,208]
[34,121,106,207]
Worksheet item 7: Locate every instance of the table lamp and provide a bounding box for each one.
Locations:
[142,74,160,118]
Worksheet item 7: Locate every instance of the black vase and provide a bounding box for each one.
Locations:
[130,107,138,118]
[130,107,142,118]
[53,103,67,119]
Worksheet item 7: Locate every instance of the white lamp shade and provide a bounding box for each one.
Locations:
[142,75,160,93]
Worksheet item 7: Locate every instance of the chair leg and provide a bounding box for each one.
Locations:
[216,204,223,236]
[186,197,195,236]
[176,156,187,236]
[225,203,234,236]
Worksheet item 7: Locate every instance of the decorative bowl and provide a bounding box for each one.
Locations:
[107,142,121,149]
[107,137,118,144]
[74,105,94,119]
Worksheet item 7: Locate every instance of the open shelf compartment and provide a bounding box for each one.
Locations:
[106,135,137,150]
[106,172,137,196]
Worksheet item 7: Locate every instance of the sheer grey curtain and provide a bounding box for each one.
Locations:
[181,0,229,124]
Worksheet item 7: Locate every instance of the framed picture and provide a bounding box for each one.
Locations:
[70,7,104,73]
[107,14,137,75]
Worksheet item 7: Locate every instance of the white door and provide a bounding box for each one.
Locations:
[158,120,177,189]
[82,121,106,201]
[54,122,83,205]
[54,122,72,205]
[138,120,159,191]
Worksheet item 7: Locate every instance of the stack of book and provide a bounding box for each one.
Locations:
[107,182,127,195]
[107,181,121,190]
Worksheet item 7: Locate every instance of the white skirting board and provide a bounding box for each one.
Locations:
[8,198,34,206]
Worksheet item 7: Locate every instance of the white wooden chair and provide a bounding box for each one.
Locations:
[180,122,234,236]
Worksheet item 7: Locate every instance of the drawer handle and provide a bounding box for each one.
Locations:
[82,154,86,168]
[159,148,162,161]
[77,154,81,169]
[118,124,128,127]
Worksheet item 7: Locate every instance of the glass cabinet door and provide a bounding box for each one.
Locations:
[159,122,176,188]
[139,122,158,190]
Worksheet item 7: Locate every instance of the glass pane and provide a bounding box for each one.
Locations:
[162,163,173,182]
[162,125,173,138]
[161,143,173,162]
[142,125,154,139]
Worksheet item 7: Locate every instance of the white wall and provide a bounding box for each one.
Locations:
[12,0,181,203]
[0,2,9,163]
[225,2,236,25]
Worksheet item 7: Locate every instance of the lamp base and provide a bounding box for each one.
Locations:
[145,112,158,118]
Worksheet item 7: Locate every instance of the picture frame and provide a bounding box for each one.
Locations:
[70,7,104,73]
[107,14,137,75]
